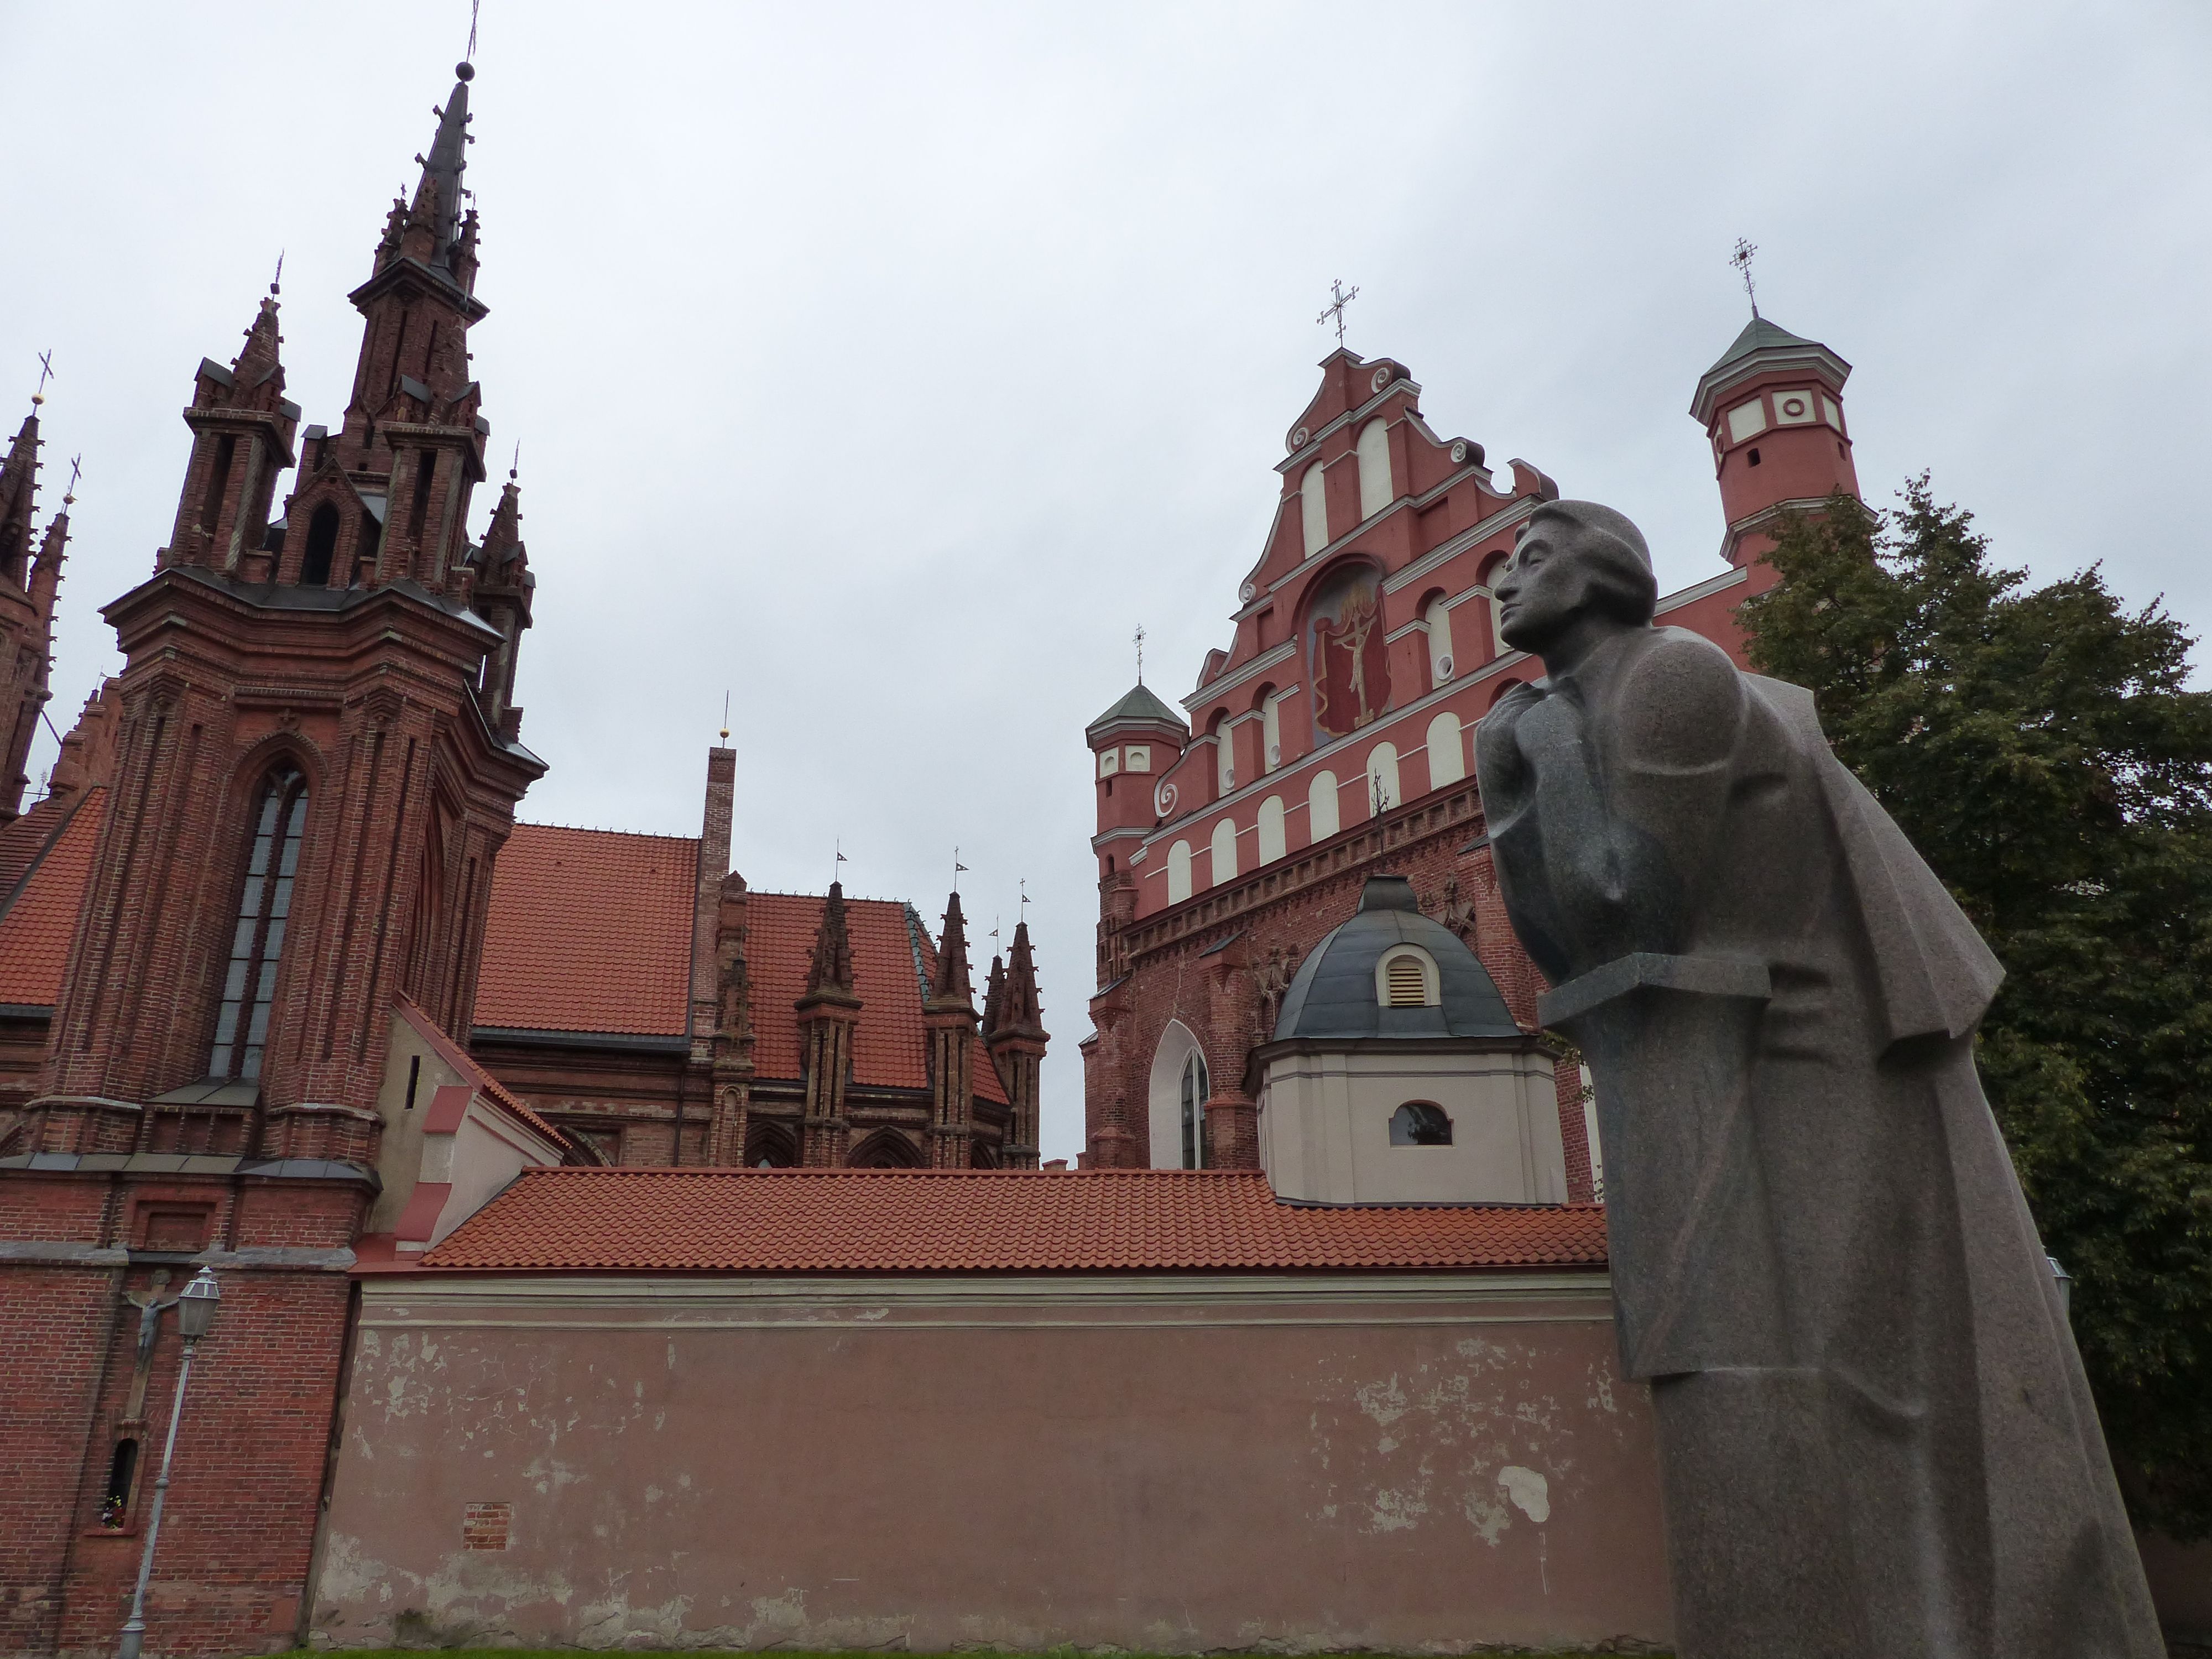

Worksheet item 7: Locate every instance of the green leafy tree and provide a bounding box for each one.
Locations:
[1742,481,2212,1538]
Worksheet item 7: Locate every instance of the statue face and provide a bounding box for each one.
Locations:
[1494,518,1597,653]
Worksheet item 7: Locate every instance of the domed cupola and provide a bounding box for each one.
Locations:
[1255,875,1569,1206]
[1272,875,1521,1041]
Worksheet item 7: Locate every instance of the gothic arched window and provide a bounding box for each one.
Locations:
[299,503,341,586]
[1180,1048,1211,1170]
[208,763,310,1082]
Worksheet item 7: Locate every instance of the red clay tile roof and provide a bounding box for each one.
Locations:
[421,1167,1609,1273]
[474,828,999,1097]
[476,822,698,1036]
[0,793,77,898]
[0,789,101,1007]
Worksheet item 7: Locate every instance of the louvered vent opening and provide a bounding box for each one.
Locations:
[1385,956,1427,1007]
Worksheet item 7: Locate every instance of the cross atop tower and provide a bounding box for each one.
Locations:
[1317,280,1360,348]
[33,349,54,406]
[1731,238,1760,319]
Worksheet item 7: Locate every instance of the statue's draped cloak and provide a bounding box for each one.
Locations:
[1475,626,2159,1658]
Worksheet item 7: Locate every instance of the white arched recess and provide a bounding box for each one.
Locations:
[1309,770,1340,842]
[1210,817,1239,885]
[1257,795,1287,864]
[1167,839,1193,904]
[1301,461,1329,555]
[1426,594,1454,680]
[1147,1019,1211,1170]
[1356,419,1392,521]
[1427,711,1465,787]
[1366,742,1401,813]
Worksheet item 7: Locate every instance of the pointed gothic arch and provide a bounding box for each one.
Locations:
[850,1127,924,1169]
[744,1119,799,1169]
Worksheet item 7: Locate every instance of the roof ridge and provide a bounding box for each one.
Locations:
[511,820,700,845]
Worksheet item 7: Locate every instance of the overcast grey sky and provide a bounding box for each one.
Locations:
[5,2,2207,1160]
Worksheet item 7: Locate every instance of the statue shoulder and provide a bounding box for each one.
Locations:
[1610,628,1749,773]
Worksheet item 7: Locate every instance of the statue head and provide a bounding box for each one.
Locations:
[1494,500,1657,659]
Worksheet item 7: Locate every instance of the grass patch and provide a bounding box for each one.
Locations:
[300,1650,1669,1658]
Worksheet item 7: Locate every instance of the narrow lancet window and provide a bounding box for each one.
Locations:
[208,763,310,1082]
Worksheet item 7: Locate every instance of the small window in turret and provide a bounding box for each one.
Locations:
[1391,1103,1453,1146]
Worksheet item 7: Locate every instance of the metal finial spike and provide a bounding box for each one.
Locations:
[509,439,520,482]
[466,0,479,64]
[1731,238,1760,319]
[720,690,731,743]
[272,250,284,296]
[1317,279,1360,348]
[1133,624,1146,686]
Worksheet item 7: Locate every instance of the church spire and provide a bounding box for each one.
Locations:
[403,64,477,286]
[932,890,973,1005]
[0,397,62,823]
[1003,919,1043,1033]
[807,881,856,997]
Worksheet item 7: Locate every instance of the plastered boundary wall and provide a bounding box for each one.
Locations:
[314,1270,1673,1654]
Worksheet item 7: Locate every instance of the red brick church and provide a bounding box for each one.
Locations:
[22,44,2189,1659]
[1080,315,1858,1181]
[0,60,1051,1658]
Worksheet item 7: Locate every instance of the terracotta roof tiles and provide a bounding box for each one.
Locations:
[0,789,101,1008]
[475,822,697,1036]
[421,1167,1609,1274]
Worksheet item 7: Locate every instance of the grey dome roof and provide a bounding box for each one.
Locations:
[1272,875,1522,1041]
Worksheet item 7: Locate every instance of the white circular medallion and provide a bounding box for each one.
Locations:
[1239,581,1257,604]
[1449,440,1468,463]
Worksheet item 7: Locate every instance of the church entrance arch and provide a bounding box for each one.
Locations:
[1147,1020,1210,1170]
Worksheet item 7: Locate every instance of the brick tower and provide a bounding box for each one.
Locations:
[1690,313,1859,568]
[0,399,68,824]
[22,60,544,1157]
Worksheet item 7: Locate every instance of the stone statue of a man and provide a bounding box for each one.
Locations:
[1473,500,2161,1657]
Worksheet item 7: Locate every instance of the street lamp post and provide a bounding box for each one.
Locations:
[116,1267,220,1659]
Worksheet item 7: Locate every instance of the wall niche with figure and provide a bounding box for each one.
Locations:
[1306,560,1390,739]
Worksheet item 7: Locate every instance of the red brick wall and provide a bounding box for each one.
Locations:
[0,1170,363,1659]
[1087,783,1594,1199]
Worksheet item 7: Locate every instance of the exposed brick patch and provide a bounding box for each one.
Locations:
[461,1501,511,1551]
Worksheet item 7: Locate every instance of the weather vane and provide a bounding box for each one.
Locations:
[953,848,969,893]
[1731,238,1760,319]
[1133,624,1146,686]
[1019,878,1030,922]
[833,838,847,887]
[1317,280,1360,348]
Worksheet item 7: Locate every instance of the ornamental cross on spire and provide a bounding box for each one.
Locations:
[34,349,55,405]
[1317,280,1360,347]
[1731,238,1760,319]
